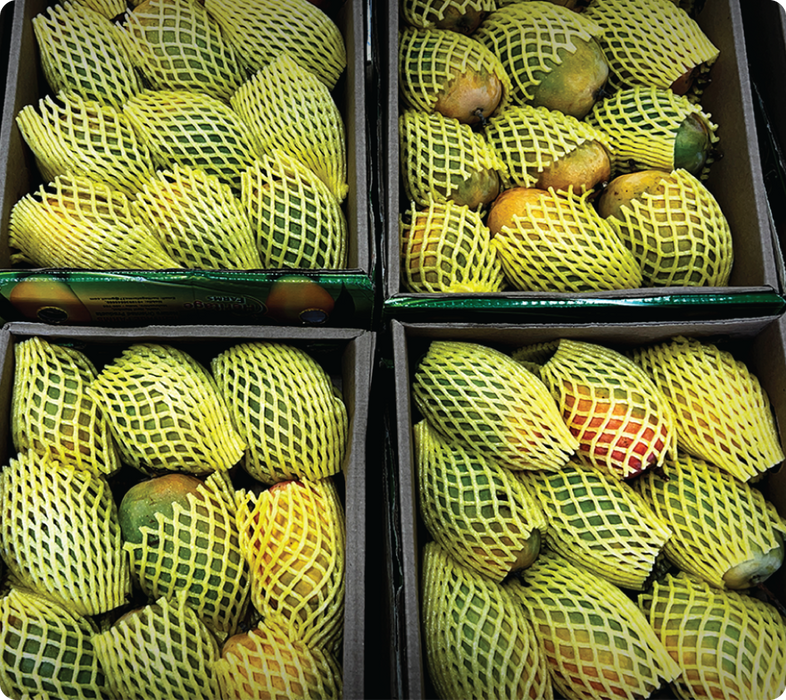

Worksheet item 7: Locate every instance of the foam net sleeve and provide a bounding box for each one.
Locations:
[414,419,547,582]
[69,0,127,18]
[87,343,246,475]
[132,164,263,270]
[421,541,552,700]
[491,188,643,292]
[11,336,120,477]
[0,450,131,616]
[231,53,348,203]
[639,572,786,700]
[213,618,342,700]
[411,340,579,471]
[400,198,505,293]
[32,2,140,110]
[241,153,348,270]
[235,478,345,654]
[629,335,785,482]
[8,173,180,270]
[15,91,156,196]
[401,0,496,29]
[0,587,111,700]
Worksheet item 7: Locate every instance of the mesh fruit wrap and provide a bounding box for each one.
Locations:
[241,153,348,270]
[231,53,348,202]
[0,450,131,616]
[0,587,111,700]
[484,104,612,189]
[629,336,785,482]
[124,472,251,636]
[401,0,496,30]
[32,2,140,110]
[204,0,346,89]
[639,572,786,700]
[513,338,677,479]
[87,343,246,475]
[211,341,348,484]
[411,340,579,471]
[123,89,258,193]
[398,26,511,115]
[583,0,719,98]
[473,2,604,106]
[602,168,733,287]
[586,86,718,179]
[399,109,506,209]
[8,173,180,270]
[421,541,553,700]
[236,478,345,653]
[11,336,120,477]
[400,198,505,293]
[132,164,263,270]
[68,0,126,19]
[634,452,786,589]
[505,549,681,700]
[15,91,156,196]
[414,419,547,582]
[92,593,222,700]
[119,0,244,102]
[214,619,342,700]
[491,188,643,292]
[519,461,672,590]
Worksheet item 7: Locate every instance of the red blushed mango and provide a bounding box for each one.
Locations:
[434,67,504,125]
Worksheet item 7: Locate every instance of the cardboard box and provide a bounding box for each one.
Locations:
[378,0,786,323]
[389,316,786,699]
[0,321,377,700]
[0,0,375,328]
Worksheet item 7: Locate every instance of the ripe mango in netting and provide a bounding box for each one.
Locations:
[401,0,495,34]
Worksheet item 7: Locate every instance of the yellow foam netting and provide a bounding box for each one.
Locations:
[231,53,348,202]
[422,541,552,700]
[603,168,733,287]
[401,0,496,30]
[123,89,258,193]
[399,108,506,209]
[12,336,120,477]
[15,91,156,196]
[0,450,131,616]
[506,548,682,700]
[0,587,110,700]
[118,0,245,102]
[483,103,612,189]
[124,471,250,637]
[474,2,604,106]
[583,0,719,98]
[634,452,786,589]
[236,478,346,654]
[639,572,786,700]
[400,198,505,293]
[131,164,263,270]
[213,618,343,700]
[513,338,677,479]
[204,0,346,89]
[414,419,547,582]
[411,340,578,471]
[68,0,126,19]
[8,173,180,270]
[398,26,511,115]
[93,592,222,700]
[87,343,246,475]
[520,461,672,590]
[491,187,643,292]
[241,152,348,270]
[211,342,348,485]
[32,2,140,110]
[587,86,718,179]
[629,336,785,482]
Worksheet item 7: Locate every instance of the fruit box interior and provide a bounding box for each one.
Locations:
[0,0,376,328]
[377,0,786,324]
[387,315,786,699]
[0,321,377,700]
